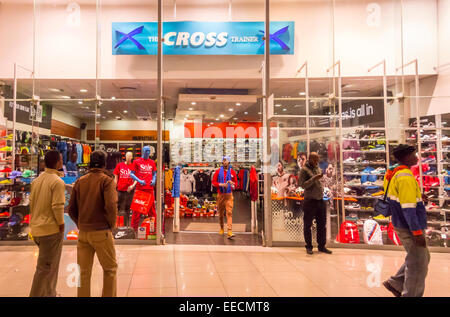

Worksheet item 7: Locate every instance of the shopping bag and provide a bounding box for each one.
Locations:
[130,190,152,215]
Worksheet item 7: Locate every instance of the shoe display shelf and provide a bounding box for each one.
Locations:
[341,129,390,232]
[408,114,450,246]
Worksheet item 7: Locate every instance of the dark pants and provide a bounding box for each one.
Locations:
[303,198,327,250]
[118,190,134,227]
[29,232,64,297]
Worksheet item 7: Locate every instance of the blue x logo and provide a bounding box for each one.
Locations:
[114,26,145,50]
[259,26,290,51]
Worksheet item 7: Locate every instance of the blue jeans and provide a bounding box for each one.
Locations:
[388,228,431,297]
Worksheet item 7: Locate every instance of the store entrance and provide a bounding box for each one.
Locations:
[163,88,263,246]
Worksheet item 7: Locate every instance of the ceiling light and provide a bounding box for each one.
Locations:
[215,118,219,121]
[116,116,120,119]
[80,89,88,93]
[61,96,71,99]
[258,112,262,115]
[185,114,189,117]
[244,112,248,115]
[283,108,287,111]
[220,114,224,118]
[102,116,106,119]
[228,108,233,111]
[78,101,83,104]
[275,104,281,107]
[236,103,241,106]
[299,92,306,96]
[107,110,112,113]
[188,107,194,111]
[233,118,238,120]
[123,110,128,113]
[275,112,278,115]
[49,88,64,93]
[111,96,116,100]
[191,102,196,105]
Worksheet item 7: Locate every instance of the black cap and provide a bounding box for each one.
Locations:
[393,144,416,161]
[90,150,106,169]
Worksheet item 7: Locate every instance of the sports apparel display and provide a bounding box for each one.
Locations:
[363,219,383,245]
[131,157,156,191]
[114,162,133,192]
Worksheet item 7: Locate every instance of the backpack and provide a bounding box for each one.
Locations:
[336,221,360,244]
[387,222,402,246]
[363,219,383,245]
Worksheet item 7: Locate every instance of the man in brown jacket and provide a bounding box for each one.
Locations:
[68,150,118,297]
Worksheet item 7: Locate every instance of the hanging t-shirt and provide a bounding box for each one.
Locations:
[164,169,174,190]
[131,157,157,191]
[82,144,92,164]
[114,162,134,192]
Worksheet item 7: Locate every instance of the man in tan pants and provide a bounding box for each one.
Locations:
[69,151,118,297]
[212,156,238,239]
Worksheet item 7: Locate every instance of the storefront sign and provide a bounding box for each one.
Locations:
[310,99,385,128]
[112,21,295,55]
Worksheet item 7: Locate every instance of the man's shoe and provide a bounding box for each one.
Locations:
[227,230,235,239]
[306,249,313,255]
[219,228,224,235]
[318,248,333,254]
[382,281,401,297]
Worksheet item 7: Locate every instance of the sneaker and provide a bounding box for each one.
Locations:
[227,230,235,239]
[0,179,12,185]
[346,179,361,186]
[306,249,313,255]
[219,228,224,235]
[383,280,401,297]
[0,146,12,152]
[318,248,332,254]
[373,214,389,220]
[0,134,13,140]
[0,167,11,173]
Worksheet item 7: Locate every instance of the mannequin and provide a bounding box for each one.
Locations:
[129,146,157,235]
[113,151,135,227]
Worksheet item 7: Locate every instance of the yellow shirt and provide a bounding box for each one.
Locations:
[29,168,66,237]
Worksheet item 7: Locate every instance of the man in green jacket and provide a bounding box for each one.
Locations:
[298,152,332,255]
[29,150,65,297]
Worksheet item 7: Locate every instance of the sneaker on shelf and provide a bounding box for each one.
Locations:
[373,214,389,220]
[8,171,22,179]
[0,179,13,185]
[346,179,361,186]
[0,211,10,217]
[0,167,12,173]
[347,203,361,209]
[374,179,385,186]
[344,157,356,163]
[22,170,35,178]
[0,146,12,152]
[426,202,439,210]
[0,134,13,140]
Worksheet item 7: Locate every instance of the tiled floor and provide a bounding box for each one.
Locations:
[0,244,449,297]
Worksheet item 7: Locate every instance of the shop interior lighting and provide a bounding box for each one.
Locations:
[275,104,281,107]
[299,92,306,96]
[244,112,248,115]
[61,96,71,99]
[236,103,241,106]
[220,114,224,118]
[111,96,116,100]
[123,110,128,113]
[258,112,262,114]
[80,89,88,93]
[188,107,194,111]
[107,110,112,113]
[283,108,287,111]
[228,108,233,111]
[78,101,83,104]
[191,102,196,105]
[49,88,64,93]
[215,118,219,121]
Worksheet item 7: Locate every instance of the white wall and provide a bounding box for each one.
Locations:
[427,0,450,116]
[0,0,441,79]
[52,107,81,128]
